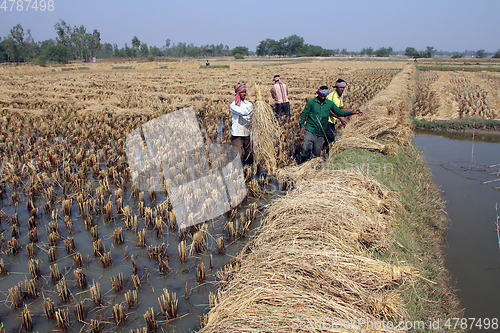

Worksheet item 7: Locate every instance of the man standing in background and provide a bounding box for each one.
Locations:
[270,75,290,124]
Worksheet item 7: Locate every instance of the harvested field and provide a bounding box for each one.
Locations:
[413,69,500,120]
[0,58,468,332]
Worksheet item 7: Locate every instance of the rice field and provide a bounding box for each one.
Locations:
[0,58,491,332]
[413,70,500,120]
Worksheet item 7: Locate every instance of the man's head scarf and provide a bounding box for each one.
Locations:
[333,80,346,101]
[234,82,246,106]
[273,75,282,84]
[316,88,329,96]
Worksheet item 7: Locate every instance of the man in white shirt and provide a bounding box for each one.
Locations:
[230,82,254,165]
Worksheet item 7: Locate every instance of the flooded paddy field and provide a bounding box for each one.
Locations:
[0,60,401,332]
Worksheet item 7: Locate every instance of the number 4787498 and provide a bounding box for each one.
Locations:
[1,0,54,11]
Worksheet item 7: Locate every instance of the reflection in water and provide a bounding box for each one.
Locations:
[413,132,500,323]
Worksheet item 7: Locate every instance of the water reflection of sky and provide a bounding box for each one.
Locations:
[414,133,500,325]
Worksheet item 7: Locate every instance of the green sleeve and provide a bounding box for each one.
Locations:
[299,99,312,127]
[330,101,352,117]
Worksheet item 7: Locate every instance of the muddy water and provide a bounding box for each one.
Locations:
[414,130,500,324]
[0,179,282,332]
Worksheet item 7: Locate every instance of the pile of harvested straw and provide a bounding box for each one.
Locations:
[251,85,284,174]
[200,167,411,332]
[332,65,416,155]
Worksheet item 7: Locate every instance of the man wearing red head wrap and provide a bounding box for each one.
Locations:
[298,86,362,163]
[230,82,254,165]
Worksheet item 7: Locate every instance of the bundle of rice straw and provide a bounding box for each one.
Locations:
[199,168,412,333]
[274,157,324,183]
[331,134,396,155]
[251,85,284,174]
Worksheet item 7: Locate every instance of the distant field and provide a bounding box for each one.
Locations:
[413,67,500,120]
[2,57,498,123]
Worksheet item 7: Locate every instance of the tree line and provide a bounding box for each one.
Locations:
[1,21,498,64]
[0,20,233,64]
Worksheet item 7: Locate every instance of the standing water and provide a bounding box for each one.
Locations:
[413,130,500,326]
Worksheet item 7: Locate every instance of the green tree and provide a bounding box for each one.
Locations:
[140,43,149,57]
[54,20,72,46]
[279,35,304,56]
[475,49,486,58]
[89,29,101,57]
[149,45,162,57]
[421,46,436,58]
[100,42,113,58]
[8,24,26,61]
[451,52,463,59]
[405,47,420,58]
[132,36,141,50]
[375,46,393,57]
[360,47,374,56]
[231,46,249,56]
[256,38,279,56]
[234,53,244,59]
[71,25,87,59]
[493,50,500,59]
[39,43,71,63]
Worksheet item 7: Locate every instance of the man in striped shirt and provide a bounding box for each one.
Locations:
[270,75,290,124]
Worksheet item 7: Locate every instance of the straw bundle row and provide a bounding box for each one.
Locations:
[334,65,416,153]
[200,167,411,332]
[331,134,396,155]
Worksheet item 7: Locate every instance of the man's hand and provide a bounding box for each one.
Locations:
[299,127,305,137]
[338,117,347,125]
[352,108,363,115]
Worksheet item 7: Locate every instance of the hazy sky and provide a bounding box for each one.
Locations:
[1,0,499,52]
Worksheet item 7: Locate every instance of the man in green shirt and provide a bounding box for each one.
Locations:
[298,86,362,163]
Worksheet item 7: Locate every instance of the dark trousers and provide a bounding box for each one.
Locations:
[299,130,325,163]
[325,122,336,144]
[275,102,290,121]
[231,135,253,165]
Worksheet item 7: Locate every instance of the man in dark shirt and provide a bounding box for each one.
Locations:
[298,86,362,163]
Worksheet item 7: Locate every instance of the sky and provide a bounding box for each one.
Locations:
[1,0,499,53]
